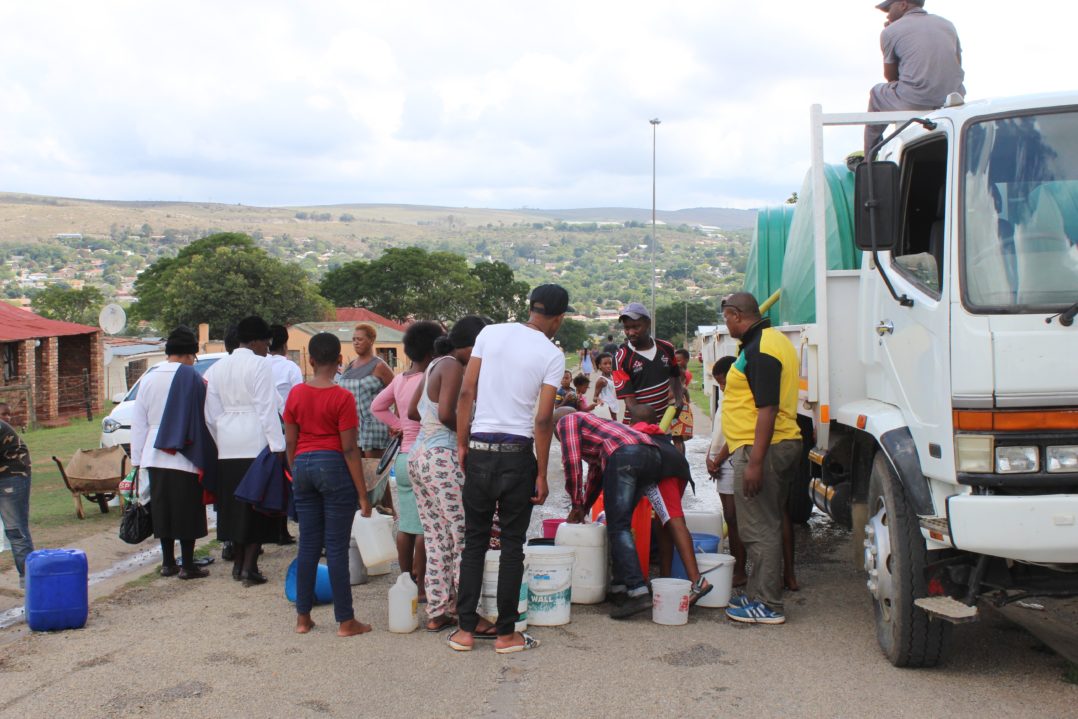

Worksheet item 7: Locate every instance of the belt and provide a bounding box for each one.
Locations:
[468,440,532,453]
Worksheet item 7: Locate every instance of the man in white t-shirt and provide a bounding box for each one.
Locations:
[451,284,569,654]
[266,324,303,411]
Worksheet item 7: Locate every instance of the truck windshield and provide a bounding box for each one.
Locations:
[963,109,1078,312]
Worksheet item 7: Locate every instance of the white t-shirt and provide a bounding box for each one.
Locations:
[470,323,565,438]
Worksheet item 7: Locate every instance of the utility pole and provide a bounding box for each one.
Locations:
[650,118,660,334]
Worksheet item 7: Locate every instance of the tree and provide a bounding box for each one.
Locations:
[554,317,589,353]
[32,285,106,326]
[469,261,529,322]
[653,301,718,344]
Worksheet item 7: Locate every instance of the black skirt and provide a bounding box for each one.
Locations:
[148,468,208,541]
[216,457,278,544]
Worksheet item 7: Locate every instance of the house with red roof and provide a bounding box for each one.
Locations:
[0,303,104,428]
[333,307,410,333]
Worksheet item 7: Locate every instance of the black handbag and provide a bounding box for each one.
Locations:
[118,470,153,544]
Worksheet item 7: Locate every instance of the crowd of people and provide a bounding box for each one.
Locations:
[0,282,806,647]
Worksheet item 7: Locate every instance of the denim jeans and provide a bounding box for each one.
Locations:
[604,445,660,594]
[457,447,537,636]
[0,474,33,577]
[291,451,358,622]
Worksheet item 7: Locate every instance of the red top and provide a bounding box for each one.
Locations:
[283,383,358,457]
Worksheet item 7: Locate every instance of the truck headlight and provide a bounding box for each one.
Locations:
[955,435,993,472]
[995,445,1039,474]
[102,417,122,434]
[1046,446,1078,473]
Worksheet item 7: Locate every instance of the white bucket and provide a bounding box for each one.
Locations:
[366,561,392,576]
[684,510,725,539]
[351,511,396,568]
[555,522,608,605]
[524,545,575,626]
[480,550,528,632]
[651,578,691,625]
[694,553,735,608]
[348,537,369,585]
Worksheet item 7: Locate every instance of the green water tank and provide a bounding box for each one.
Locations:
[743,205,795,324]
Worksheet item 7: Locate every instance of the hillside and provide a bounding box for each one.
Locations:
[0,192,755,317]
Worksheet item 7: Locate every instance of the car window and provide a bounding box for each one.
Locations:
[194,357,220,375]
[123,366,155,401]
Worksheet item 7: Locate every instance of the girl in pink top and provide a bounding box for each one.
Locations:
[370,321,444,599]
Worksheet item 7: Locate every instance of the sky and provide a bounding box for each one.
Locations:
[0,1,1073,211]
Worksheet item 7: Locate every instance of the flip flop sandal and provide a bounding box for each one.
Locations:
[447,630,473,652]
[426,616,456,633]
[473,624,498,639]
[689,579,713,607]
[494,632,540,655]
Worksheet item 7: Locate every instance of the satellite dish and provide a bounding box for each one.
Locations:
[98,304,127,335]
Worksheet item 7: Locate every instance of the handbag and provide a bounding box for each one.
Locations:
[118,469,153,544]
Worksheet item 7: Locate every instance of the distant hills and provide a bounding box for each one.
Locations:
[524,207,756,229]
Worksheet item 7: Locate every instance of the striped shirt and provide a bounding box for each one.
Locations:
[556,411,653,508]
[613,338,679,423]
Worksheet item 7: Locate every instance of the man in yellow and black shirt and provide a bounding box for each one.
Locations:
[719,292,801,625]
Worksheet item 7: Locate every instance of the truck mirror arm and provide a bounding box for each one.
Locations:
[865,116,938,309]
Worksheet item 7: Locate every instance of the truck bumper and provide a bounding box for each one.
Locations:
[947,494,1078,563]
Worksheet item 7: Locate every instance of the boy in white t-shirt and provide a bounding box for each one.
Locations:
[451,284,569,655]
[706,355,746,587]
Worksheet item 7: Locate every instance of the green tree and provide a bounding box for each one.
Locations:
[653,301,718,344]
[32,285,106,326]
[469,261,529,322]
[157,245,331,336]
[554,317,588,352]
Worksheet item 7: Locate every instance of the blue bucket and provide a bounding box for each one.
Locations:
[284,558,333,604]
[25,549,88,631]
[670,532,720,580]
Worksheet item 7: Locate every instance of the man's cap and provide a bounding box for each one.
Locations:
[237,315,273,343]
[529,284,573,316]
[619,302,651,322]
[876,0,923,9]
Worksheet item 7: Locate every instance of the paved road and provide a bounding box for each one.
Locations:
[1,431,1075,717]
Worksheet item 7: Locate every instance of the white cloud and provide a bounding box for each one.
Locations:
[0,0,1074,209]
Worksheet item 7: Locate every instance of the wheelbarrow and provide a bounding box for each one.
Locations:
[52,446,128,519]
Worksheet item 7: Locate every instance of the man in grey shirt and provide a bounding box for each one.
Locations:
[864,0,964,154]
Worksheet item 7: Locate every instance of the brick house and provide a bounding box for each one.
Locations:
[0,303,104,428]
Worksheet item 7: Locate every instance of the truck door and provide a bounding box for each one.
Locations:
[869,132,954,482]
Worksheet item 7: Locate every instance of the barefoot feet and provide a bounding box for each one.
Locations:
[338,619,373,637]
[295,614,315,634]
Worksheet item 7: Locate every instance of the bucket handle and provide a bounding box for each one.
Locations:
[700,559,732,577]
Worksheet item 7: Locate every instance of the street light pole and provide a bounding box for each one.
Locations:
[650,118,660,334]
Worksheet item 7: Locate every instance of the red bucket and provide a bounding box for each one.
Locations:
[542,518,567,540]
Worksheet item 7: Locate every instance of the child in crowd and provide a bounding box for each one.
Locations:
[559,374,596,412]
[0,402,33,588]
[591,352,619,422]
[628,404,712,606]
[285,332,374,637]
[555,370,573,404]
[705,356,746,587]
[669,348,694,448]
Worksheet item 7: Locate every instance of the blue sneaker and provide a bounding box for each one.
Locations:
[727,592,751,609]
[725,600,785,625]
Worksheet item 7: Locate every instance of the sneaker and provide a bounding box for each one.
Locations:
[725,600,785,625]
[610,592,652,620]
[727,592,751,609]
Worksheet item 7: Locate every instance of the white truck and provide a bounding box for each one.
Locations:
[702,94,1078,667]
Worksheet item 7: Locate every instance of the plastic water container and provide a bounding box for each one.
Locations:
[480,550,528,633]
[524,545,575,626]
[695,553,736,608]
[366,561,392,576]
[542,517,567,540]
[671,533,720,580]
[651,578,691,626]
[684,510,724,538]
[284,558,333,604]
[348,537,369,585]
[351,511,396,567]
[25,549,88,632]
[388,573,419,633]
[554,522,608,605]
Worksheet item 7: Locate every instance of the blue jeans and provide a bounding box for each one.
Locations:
[0,474,33,577]
[603,445,660,594]
[292,451,358,622]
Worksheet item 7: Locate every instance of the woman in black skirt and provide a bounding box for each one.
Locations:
[130,327,210,579]
[204,316,287,586]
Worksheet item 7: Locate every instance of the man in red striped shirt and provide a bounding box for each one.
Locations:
[555,410,660,619]
[613,303,682,427]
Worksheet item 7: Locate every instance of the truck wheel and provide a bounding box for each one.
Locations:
[864,452,949,667]
[786,415,815,525]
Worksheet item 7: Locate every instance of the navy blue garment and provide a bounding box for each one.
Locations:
[155,363,218,496]
[650,432,695,496]
[234,446,293,518]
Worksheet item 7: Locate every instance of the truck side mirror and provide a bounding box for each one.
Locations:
[854,161,900,252]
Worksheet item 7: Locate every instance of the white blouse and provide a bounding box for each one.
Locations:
[130,362,200,474]
[204,348,286,459]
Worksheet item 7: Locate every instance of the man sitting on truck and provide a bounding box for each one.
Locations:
[718,292,802,625]
[864,0,964,155]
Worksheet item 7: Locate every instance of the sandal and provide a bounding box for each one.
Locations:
[473,620,498,639]
[447,629,473,652]
[689,578,713,606]
[426,615,456,633]
[494,632,540,654]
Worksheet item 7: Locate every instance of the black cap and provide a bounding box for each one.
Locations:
[165,326,199,356]
[237,316,272,344]
[528,284,574,316]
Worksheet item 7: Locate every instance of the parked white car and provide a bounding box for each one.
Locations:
[100,353,227,454]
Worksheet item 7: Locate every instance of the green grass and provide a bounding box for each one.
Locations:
[686,358,711,417]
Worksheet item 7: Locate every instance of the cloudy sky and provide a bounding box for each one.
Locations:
[0,1,1072,211]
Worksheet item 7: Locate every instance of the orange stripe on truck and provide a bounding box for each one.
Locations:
[953,409,1078,431]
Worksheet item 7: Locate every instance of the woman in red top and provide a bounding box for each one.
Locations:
[285,332,373,637]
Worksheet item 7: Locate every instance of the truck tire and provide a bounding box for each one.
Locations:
[864,452,949,667]
[786,415,815,525]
